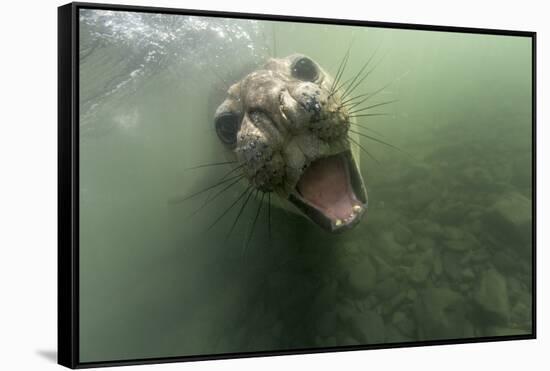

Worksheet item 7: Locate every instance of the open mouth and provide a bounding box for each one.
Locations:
[289,151,368,232]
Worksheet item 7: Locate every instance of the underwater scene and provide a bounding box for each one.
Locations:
[78,9,533,362]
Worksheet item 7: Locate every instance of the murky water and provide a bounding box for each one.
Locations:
[78,9,533,362]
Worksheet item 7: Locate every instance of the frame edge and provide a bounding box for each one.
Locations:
[58,2,537,368]
[58,2,79,369]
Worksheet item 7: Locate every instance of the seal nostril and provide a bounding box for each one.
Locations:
[304,96,322,114]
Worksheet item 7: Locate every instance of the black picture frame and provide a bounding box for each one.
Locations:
[58,2,537,368]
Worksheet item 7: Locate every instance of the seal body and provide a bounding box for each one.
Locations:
[214,54,367,232]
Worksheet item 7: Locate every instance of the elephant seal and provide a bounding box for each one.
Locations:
[214,54,368,233]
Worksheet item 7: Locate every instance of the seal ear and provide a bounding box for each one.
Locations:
[291,56,319,82]
[215,111,240,146]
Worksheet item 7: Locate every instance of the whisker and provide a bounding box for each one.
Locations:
[348,100,398,115]
[206,185,251,232]
[168,173,244,204]
[340,92,370,107]
[215,163,245,181]
[329,74,354,99]
[274,192,293,218]
[339,46,379,100]
[330,41,353,94]
[193,163,245,211]
[339,63,376,102]
[344,78,398,111]
[349,122,386,137]
[184,160,237,171]
[342,84,388,110]
[225,187,255,240]
[341,50,388,101]
[203,164,245,193]
[347,136,379,164]
[348,128,405,153]
[343,94,375,111]
[186,175,244,218]
[348,113,389,119]
[242,191,265,255]
[330,49,349,94]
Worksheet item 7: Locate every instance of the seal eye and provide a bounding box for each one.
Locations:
[215,112,240,146]
[291,57,319,82]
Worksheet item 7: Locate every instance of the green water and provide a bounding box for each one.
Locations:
[78,9,533,362]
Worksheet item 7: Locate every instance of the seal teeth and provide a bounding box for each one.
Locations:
[335,219,343,226]
[352,205,362,212]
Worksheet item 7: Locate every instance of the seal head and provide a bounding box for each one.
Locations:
[214,54,368,232]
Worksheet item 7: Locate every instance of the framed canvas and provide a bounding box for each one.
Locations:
[58,2,536,368]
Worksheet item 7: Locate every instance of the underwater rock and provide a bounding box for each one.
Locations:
[470,247,490,262]
[365,208,401,229]
[391,311,416,338]
[444,230,481,252]
[484,192,532,247]
[485,326,527,337]
[409,247,434,284]
[347,256,377,297]
[312,281,338,308]
[385,324,413,343]
[461,166,494,191]
[445,240,470,252]
[417,236,436,251]
[458,283,470,293]
[340,336,361,346]
[461,268,475,280]
[370,254,393,278]
[394,224,413,245]
[410,220,444,242]
[415,287,471,339]
[407,182,437,212]
[436,202,471,225]
[424,222,444,238]
[510,290,531,325]
[409,260,431,283]
[443,226,464,240]
[343,240,361,255]
[374,277,401,301]
[405,243,417,252]
[492,250,519,273]
[399,163,431,183]
[324,336,338,347]
[433,253,443,276]
[379,231,407,260]
[266,270,289,291]
[271,319,283,339]
[349,310,386,344]
[474,268,510,324]
[442,250,463,281]
[506,276,522,301]
[383,291,409,317]
[316,310,340,338]
[406,288,418,302]
[334,301,357,324]
[360,294,378,311]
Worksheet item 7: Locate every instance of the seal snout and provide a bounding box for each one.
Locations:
[292,82,327,121]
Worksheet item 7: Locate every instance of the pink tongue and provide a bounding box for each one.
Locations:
[297,155,358,221]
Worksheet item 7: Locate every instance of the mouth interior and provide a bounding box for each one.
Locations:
[296,153,362,224]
